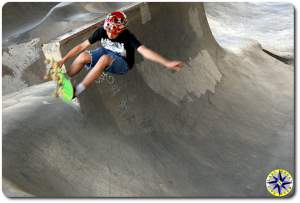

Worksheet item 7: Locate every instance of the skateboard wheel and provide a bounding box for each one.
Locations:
[58,87,64,95]
[55,76,60,82]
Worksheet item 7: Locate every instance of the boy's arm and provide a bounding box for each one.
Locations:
[137,45,183,71]
[58,40,91,66]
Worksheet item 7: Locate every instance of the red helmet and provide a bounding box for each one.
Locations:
[104,11,128,34]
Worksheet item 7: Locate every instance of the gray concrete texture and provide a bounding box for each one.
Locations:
[2,2,294,197]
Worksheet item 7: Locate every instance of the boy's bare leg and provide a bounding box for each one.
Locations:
[67,52,91,77]
[81,55,112,88]
[75,55,112,96]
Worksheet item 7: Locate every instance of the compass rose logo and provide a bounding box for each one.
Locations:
[266,169,293,197]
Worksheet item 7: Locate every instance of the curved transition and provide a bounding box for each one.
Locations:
[2,2,294,197]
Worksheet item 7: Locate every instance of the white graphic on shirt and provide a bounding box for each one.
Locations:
[101,38,126,57]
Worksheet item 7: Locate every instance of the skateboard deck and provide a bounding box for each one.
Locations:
[44,59,74,103]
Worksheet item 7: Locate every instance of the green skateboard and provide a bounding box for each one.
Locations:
[44,59,74,103]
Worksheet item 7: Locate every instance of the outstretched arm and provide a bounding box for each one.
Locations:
[137,45,183,71]
[58,40,91,66]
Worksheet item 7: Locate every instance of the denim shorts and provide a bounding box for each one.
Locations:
[85,47,129,75]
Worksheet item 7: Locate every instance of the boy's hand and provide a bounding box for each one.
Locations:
[165,60,183,72]
[57,59,65,67]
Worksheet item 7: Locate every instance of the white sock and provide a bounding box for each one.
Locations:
[75,83,86,96]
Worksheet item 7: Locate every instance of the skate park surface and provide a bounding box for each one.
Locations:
[2,2,294,197]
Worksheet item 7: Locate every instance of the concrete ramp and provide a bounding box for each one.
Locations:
[2,2,294,197]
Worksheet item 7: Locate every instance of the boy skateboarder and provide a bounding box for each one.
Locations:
[58,11,183,97]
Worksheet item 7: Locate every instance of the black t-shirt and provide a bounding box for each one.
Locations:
[88,26,142,69]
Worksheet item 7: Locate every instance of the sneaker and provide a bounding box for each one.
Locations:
[70,97,80,110]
